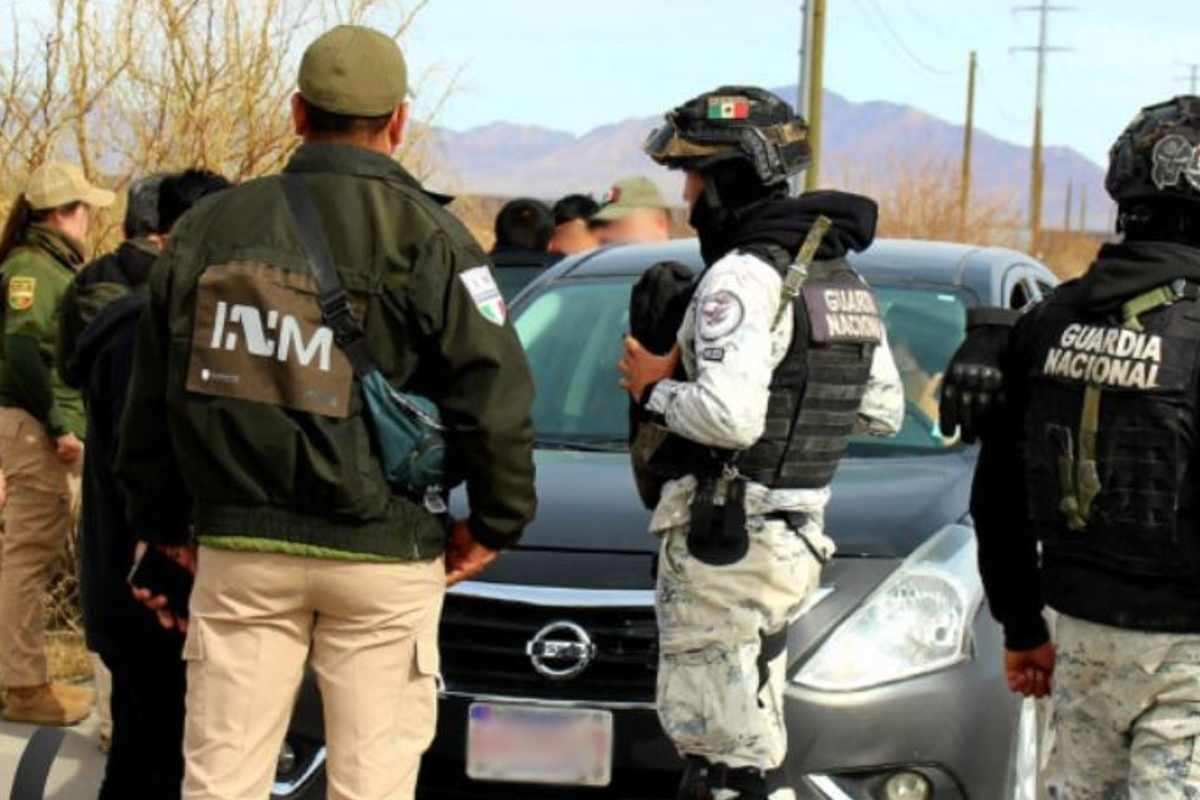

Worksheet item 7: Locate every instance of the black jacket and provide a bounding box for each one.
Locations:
[974,240,1200,649]
[61,241,159,653]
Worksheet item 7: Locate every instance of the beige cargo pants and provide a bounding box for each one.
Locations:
[1043,613,1200,799]
[182,547,445,800]
[0,407,82,688]
[655,517,827,800]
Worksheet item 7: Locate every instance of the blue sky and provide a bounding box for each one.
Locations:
[395,0,1200,167]
[6,0,1197,168]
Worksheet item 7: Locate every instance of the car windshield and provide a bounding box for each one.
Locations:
[513,277,967,456]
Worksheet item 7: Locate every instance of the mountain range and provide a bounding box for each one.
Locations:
[427,86,1113,232]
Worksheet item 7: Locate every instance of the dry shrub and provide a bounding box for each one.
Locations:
[449,194,506,251]
[835,157,1023,249]
[1038,230,1104,280]
[0,0,449,252]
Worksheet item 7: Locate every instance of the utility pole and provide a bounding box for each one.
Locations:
[959,50,977,237]
[1064,180,1073,233]
[1178,62,1200,95]
[805,0,827,191]
[1079,189,1087,233]
[1012,1,1073,255]
[794,2,815,194]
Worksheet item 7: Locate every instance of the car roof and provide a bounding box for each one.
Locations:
[538,237,1055,303]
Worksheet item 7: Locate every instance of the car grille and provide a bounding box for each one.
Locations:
[439,588,658,704]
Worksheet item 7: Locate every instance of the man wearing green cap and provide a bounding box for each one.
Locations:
[116,24,537,800]
[592,175,673,245]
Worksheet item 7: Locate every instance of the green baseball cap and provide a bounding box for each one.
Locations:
[591,176,669,222]
[298,25,407,117]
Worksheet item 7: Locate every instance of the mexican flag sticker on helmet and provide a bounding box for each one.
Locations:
[708,96,750,120]
[460,266,507,326]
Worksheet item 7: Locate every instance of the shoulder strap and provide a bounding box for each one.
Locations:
[1119,279,1200,331]
[281,174,374,376]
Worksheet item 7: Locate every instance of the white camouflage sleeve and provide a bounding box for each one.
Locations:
[646,255,782,450]
[855,328,905,436]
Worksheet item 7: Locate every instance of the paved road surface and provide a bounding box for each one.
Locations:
[0,713,105,799]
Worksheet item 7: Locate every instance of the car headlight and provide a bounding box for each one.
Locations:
[793,524,982,692]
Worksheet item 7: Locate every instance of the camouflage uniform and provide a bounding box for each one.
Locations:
[1044,613,1200,799]
[646,251,903,799]
[655,516,825,777]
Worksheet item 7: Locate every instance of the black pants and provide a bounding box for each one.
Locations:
[96,613,187,800]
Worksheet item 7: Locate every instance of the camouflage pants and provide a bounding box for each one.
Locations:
[656,517,827,798]
[1044,613,1200,800]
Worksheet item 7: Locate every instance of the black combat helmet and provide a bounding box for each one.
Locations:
[644,86,811,187]
[1106,95,1200,207]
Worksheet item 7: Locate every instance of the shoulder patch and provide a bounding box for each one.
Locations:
[460,266,507,326]
[7,276,36,311]
[698,290,744,341]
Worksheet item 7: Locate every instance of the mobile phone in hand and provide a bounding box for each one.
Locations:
[128,546,194,620]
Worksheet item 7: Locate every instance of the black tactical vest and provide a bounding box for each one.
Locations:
[737,258,880,489]
[1023,290,1200,580]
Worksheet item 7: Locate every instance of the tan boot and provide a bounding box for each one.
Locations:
[54,683,95,706]
[3,683,93,726]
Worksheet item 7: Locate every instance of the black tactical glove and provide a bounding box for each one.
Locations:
[938,307,1020,444]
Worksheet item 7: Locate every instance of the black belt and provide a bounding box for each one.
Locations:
[761,511,828,564]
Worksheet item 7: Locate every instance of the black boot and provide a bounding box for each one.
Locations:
[676,756,778,800]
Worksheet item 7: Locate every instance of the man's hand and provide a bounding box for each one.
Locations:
[130,541,198,634]
[1005,642,1055,698]
[54,433,83,465]
[445,520,499,587]
[618,337,680,402]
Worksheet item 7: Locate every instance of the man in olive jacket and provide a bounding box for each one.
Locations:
[116,25,537,800]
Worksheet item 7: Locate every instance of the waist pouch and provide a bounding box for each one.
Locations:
[360,371,450,495]
[283,175,453,499]
[688,476,749,566]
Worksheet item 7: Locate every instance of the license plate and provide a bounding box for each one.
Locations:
[466,703,613,787]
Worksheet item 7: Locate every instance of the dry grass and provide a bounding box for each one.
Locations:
[1038,230,1106,280]
[47,631,93,681]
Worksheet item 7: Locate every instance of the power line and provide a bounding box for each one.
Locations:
[901,0,950,40]
[850,0,956,78]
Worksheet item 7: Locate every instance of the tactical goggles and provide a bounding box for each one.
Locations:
[643,115,811,184]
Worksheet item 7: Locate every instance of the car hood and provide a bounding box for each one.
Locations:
[453,448,974,559]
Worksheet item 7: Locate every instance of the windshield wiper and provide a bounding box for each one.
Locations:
[535,436,628,453]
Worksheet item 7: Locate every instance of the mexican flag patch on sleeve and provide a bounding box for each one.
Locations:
[460,266,507,326]
[7,276,35,311]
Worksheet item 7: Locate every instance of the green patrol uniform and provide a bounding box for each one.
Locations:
[0,225,87,438]
[114,142,537,561]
